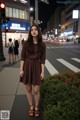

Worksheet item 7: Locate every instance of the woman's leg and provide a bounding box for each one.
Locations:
[14,55,16,61]
[25,84,33,107]
[33,85,40,116]
[11,54,14,63]
[9,54,11,63]
[26,84,34,116]
[33,85,40,110]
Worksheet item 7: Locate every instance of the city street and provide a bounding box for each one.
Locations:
[45,42,80,77]
[0,42,80,120]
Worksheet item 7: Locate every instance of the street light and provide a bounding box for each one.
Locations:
[0,3,5,8]
[0,3,6,23]
[30,7,34,12]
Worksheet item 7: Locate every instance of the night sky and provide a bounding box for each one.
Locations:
[30,0,65,31]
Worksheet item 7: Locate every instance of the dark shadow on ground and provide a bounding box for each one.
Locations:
[2,60,20,68]
[10,95,43,120]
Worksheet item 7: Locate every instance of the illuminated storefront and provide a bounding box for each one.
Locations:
[2,20,30,45]
[2,0,30,46]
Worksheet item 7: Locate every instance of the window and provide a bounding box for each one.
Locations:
[16,9,19,18]
[8,8,12,17]
[20,10,26,19]
[13,8,16,17]
[6,7,29,20]
[6,7,9,17]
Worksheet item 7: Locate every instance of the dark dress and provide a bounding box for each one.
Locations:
[20,41,46,85]
[14,43,19,55]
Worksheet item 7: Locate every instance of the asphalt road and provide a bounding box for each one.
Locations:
[45,42,80,77]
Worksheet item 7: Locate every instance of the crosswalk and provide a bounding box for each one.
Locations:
[71,58,80,63]
[46,46,80,49]
[45,58,80,76]
[45,60,58,75]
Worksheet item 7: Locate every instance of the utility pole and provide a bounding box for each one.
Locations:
[34,0,49,24]
[0,2,6,61]
[35,0,38,20]
[0,22,6,61]
[34,0,40,24]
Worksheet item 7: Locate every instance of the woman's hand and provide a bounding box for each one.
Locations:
[20,70,24,77]
[40,72,44,80]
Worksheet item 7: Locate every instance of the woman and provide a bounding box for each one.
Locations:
[20,24,46,117]
[8,38,14,63]
[14,40,19,61]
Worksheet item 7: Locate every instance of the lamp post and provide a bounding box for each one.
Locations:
[30,7,34,25]
[35,0,38,20]
[0,22,6,61]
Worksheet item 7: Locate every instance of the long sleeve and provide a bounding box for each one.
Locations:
[40,43,46,64]
[21,41,27,61]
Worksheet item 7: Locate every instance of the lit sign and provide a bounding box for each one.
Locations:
[14,0,27,4]
[2,20,30,31]
[20,0,27,4]
[64,30,73,36]
[72,10,79,19]
[10,23,26,30]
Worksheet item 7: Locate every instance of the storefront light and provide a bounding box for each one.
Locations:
[10,23,26,30]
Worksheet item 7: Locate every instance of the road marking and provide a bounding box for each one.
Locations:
[72,50,80,53]
[71,58,80,63]
[57,58,80,72]
[45,59,59,75]
[46,45,80,49]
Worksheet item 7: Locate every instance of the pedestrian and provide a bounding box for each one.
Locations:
[14,40,19,61]
[21,38,24,46]
[8,38,14,63]
[20,24,46,117]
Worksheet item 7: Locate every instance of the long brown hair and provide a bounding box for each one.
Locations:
[27,24,44,53]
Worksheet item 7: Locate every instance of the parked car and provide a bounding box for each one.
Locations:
[74,37,80,43]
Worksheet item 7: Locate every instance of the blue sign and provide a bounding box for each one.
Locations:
[64,30,73,36]
[2,20,30,31]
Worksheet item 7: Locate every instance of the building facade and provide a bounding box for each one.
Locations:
[61,3,80,38]
[1,0,30,46]
[46,6,64,37]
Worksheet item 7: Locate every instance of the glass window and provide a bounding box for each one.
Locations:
[20,10,25,19]
[6,7,29,20]
[16,9,19,18]
[22,11,25,19]
[26,12,29,20]
[13,8,16,18]
[8,8,12,17]
[6,7,9,17]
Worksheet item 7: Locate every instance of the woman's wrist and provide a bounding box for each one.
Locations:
[41,72,44,74]
[20,69,23,71]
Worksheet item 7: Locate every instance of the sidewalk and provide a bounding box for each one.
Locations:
[0,47,42,120]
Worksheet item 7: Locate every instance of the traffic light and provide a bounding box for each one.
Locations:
[0,3,6,22]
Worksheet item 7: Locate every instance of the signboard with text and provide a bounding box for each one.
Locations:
[2,20,30,31]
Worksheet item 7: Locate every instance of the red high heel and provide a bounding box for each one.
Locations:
[28,105,34,116]
[35,106,40,117]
